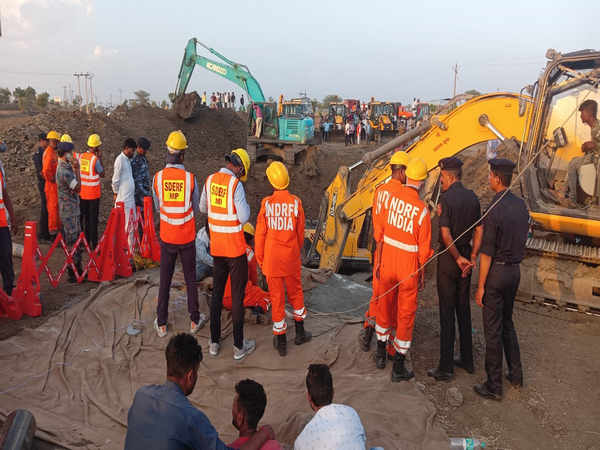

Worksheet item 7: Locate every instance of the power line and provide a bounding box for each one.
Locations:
[0,71,74,76]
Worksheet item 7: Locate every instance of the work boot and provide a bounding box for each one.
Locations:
[358,326,374,352]
[273,334,287,357]
[294,320,312,345]
[373,341,387,370]
[391,352,414,383]
[453,356,475,374]
[67,267,77,284]
[75,262,87,282]
[427,367,454,382]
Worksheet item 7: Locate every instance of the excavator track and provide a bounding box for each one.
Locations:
[516,238,600,318]
[525,237,600,265]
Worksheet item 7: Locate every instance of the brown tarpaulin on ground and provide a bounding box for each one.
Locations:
[0,274,448,450]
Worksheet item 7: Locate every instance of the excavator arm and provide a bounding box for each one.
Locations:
[310,93,531,272]
[174,38,266,102]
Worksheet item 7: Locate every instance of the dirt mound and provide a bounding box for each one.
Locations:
[0,106,348,232]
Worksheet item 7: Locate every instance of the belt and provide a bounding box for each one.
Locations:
[494,261,519,266]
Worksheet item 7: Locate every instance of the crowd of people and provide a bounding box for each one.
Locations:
[207,91,245,111]
[2,100,597,447]
[359,151,528,399]
[0,130,152,287]
[320,103,420,147]
[125,334,367,449]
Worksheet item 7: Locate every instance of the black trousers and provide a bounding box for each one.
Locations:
[81,198,100,248]
[37,179,50,239]
[211,254,247,349]
[436,252,473,373]
[157,240,200,326]
[0,227,15,295]
[483,263,523,395]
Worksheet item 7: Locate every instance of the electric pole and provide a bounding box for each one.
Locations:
[119,88,123,104]
[84,74,89,114]
[452,63,459,98]
[74,73,83,111]
[62,86,68,106]
[110,94,113,108]
[86,72,94,112]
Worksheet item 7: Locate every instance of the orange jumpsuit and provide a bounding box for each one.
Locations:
[375,185,433,355]
[370,180,403,355]
[42,146,61,234]
[255,189,305,335]
[223,244,271,313]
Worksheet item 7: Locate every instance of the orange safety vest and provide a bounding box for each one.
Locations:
[205,172,246,258]
[79,152,101,200]
[154,167,195,245]
[0,171,7,228]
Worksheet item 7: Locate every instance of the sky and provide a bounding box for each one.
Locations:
[0,0,597,108]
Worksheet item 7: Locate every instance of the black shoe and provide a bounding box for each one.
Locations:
[358,327,374,352]
[427,367,454,382]
[474,383,502,400]
[454,356,475,374]
[273,334,287,357]
[373,341,386,370]
[294,320,312,345]
[67,267,77,284]
[391,353,414,382]
[505,370,524,388]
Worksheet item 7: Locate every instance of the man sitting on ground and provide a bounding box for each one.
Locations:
[294,364,366,450]
[125,333,275,449]
[229,379,281,449]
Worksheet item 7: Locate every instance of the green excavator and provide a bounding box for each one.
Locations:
[173,38,315,165]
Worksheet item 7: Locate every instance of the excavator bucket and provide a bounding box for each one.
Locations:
[173,91,203,120]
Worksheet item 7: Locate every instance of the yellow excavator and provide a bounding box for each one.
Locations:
[305,48,600,313]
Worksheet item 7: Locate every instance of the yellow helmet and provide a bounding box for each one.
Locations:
[405,158,429,181]
[266,161,290,190]
[60,134,73,143]
[46,130,61,141]
[389,151,411,168]
[166,130,188,151]
[229,148,250,182]
[87,134,102,148]
[243,223,255,236]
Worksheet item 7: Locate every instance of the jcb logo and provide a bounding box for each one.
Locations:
[206,62,227,75]
[329,190,338,217]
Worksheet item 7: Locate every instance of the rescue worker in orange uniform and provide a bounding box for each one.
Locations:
[374,158,433,382]
[255,161,312,357]
[359,151,411,363]
[222,223,272,325]
[200,148,256,362]
[42,131,62,238]
[152,131,206,339]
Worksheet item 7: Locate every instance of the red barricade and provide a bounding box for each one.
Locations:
[9,197,161,319]
[140,196,161,262]
[0,289,22,320]
[11,222,43,317]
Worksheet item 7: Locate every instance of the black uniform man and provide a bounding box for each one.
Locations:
[33,133,51,242]
[474,158,528,400]
[427,157,482,382]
